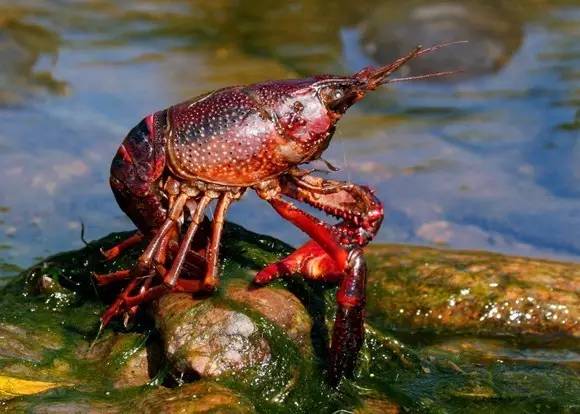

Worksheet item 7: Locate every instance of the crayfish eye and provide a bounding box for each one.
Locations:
[320,86,344,105]
[319,85,354,114]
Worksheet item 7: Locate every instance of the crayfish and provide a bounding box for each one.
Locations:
[95,42,462,385]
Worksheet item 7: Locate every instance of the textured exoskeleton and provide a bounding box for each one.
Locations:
[96,42,461,385]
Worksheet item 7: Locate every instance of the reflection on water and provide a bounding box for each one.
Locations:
[0,0,578,274]
[356,1,524,77]
[0,7,66,105]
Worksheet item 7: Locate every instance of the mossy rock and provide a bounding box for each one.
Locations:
[365,244,579,341]
[0,223,578,413]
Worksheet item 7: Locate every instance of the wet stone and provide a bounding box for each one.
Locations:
[366,245,580,339]
[226,279,312,348]
[2,401,120,414]
[424,338,580,369]
[111,346,153,389]
[154,293,270,377]
[0,323,62,363]
[1,228,579,412]
[0,358,72,385]
[30,275,76,311]
[85,332,160,389]
[354,396,400,414]
[132,381,255,413]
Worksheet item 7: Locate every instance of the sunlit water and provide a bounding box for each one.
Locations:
[0,0,578,276]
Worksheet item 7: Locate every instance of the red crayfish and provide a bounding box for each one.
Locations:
[95,42,462,385]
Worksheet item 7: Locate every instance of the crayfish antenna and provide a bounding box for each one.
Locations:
[413,40,469,58]
[358,40,468,88]
[385,69,465,84]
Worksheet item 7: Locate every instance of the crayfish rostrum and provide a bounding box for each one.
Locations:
[96,42,462,384]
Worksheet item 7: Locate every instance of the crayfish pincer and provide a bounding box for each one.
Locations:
[95,42,463,385]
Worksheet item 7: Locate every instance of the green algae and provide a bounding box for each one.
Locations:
[365,244,579,342]
[0,224,579,413]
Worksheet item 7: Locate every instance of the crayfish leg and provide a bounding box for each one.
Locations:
[100,232,144,261]
[329,248,366,385]
[163,194,212,287]
[93,269,131,286]
[202,192,234,291]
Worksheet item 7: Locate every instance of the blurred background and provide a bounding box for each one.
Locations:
[0,0,578,279]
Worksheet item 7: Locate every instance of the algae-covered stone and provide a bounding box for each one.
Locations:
[423,337,580,369]
[85,332,161,389]
[31,275,76,311]
[366,245,579,338]
[0,359,72,387]
[154,293,270,377]
[0,323,62,363]
[0,225,579,413]
[7,383,254,413]
[2,400,120,413]
[133,382,255,413]
[354,396,400,414]
[226,279,312,348]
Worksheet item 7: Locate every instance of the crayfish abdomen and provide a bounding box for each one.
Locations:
[96,42,461,385]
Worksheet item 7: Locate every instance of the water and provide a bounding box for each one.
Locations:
[0,0,578,276]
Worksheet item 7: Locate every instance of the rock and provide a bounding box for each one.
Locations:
[154,293,270,377]
[2,401,120,414]
[111,345,155,389]
[31,275,76,311]
[424,338,580,369]
[1,226,579,413]
[0,358,72,385]
[355,396,400,414]
[226,279,312,348]
[85,332,161,389]
[7,382,254,414]
[132,381,255,413]
[0,323,62,363]
[365,245,579,339]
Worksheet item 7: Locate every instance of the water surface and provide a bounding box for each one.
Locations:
[0,0,578,276]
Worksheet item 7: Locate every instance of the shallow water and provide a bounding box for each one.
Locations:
[0,0,578,275]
